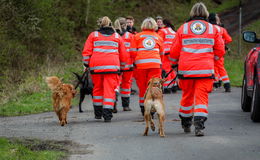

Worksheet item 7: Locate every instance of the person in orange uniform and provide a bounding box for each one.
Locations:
[158,19,178,93]
[156,16,164,31]
[209,13,232,92]
[170,3,225,136]
[82,16,128,122]
[130,17,164,115]
[114,17,134,111]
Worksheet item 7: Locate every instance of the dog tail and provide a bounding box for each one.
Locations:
[45,76,62,91]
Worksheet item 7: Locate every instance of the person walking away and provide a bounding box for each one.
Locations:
[170,3,225,136]
[82,16,128,122]
[209,13,232,92]
[114,17,134,111]
[158,19,178,93]
[130,17,164,116]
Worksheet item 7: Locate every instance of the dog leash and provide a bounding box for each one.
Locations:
[166,66,178,88]
[74,70,88,89]
[167,75,178,88]
[164,69,173,78]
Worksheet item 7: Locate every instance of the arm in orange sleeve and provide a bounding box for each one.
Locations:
[213,31,225,60]
[158,30,165,40]
[222,28,232,44]
[129,35,138,60]
[118,37,129,69]
[169,31,182,66]
[82,32,94,67]
[158,36,164,60]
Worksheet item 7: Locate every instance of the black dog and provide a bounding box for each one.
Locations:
[73,71,93,112]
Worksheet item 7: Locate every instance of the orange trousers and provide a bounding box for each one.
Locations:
[214,57,230,84]
[91,74,119,109]
[120,71,133,97]
[178,79,213,118]
[135,68,161,107]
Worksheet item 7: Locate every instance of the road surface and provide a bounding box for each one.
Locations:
[1,87,260,160]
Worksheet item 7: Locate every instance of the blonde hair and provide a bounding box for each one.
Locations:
[114,17,127,33]
[141,17,158,31]
[100,16,112,27]
[190,2,209,19]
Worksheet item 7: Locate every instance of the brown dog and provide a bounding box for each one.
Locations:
[143,77,165,137]
[46,76,76,126]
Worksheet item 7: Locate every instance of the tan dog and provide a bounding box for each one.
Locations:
[143,77,165,137]
[46,76,76,126]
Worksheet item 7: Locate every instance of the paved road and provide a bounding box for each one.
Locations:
[1,87,260,160]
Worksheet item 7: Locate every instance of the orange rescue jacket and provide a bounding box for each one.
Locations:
[170,20,225,79]
[158,27,176,54]
[121,31,134,71]
[82,31,128,74]
[130,30,164,69]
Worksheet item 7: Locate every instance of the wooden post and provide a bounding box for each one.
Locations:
[239,0,242,55]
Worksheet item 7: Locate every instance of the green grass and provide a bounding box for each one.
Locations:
[0,92,51,116]
[0,138,66,160]
[224,55,244,86]
[0,60,81,117]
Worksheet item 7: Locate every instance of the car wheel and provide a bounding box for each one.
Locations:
[241,74,251,112]
[251,75,260,122]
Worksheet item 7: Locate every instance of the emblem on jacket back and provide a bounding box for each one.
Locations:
[190,21,206,35]
[143,37,156,49]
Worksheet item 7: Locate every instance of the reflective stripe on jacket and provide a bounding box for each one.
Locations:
[130,30,164,69]
[215,25,232,45]
[170,20,225,78]
[121,31,134,71]
[158,27,176,54]
[82,31,128,74]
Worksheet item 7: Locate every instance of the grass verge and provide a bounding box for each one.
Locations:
[0,59,82,117]
[0,137,67,160]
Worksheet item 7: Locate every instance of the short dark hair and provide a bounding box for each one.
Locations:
[163,19,175,31]
[208,13,217,25]
[126,16,134,20]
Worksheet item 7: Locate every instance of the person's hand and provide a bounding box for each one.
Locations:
[83,64,89,71]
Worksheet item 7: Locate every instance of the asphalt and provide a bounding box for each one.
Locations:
[1,87,260,160]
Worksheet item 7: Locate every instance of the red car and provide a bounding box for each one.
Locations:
[241,31,260,122]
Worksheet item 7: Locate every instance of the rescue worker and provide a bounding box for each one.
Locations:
[156,16,164,31]
[158,19,178,93]
[130,17,164,115]
[82,16,128,122]
[114,17,134,111]
[126,16,138,34]
[209,13,232,92]
[170,3,225,136]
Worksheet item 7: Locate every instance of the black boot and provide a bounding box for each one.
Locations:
[171,85,178,93]
[122,97,132,111]
[180,115,192,133]
[113,101,118,113]
[131,89,137,95]
[103,108,113,122]
[218,80,222,88]
[163,88,171,94]
[94,105,103,119]
[112,93,119,113]
[213,82,219,88]
[194,116,207,136]
[224,83,231,92]
[140,105,145,116]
